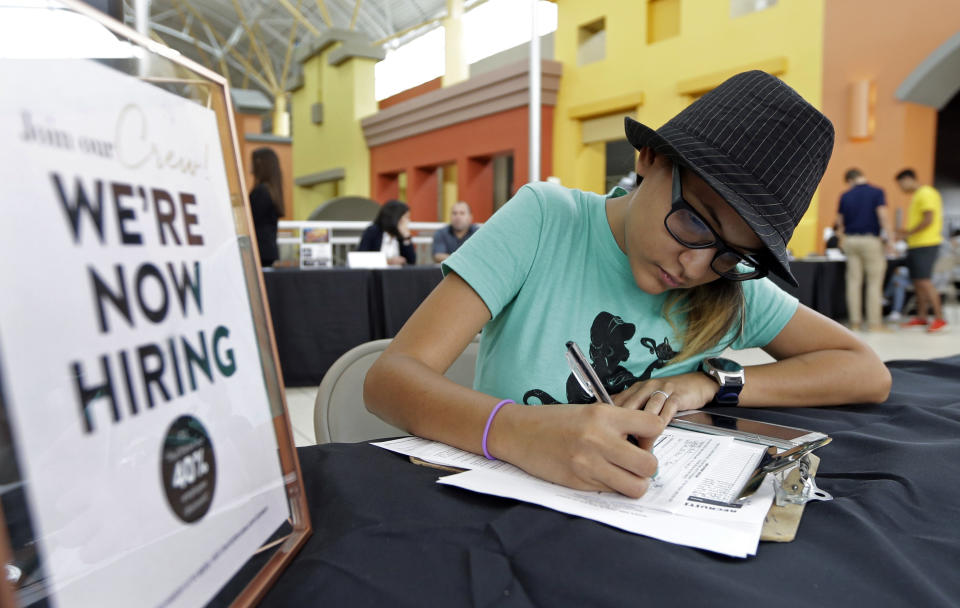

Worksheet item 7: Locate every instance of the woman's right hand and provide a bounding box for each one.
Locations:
[488,402,664,498]
[365,272,662,499]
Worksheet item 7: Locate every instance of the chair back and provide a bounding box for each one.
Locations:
[314,337,480,443]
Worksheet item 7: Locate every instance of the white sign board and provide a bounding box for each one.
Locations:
[0,58,288,607]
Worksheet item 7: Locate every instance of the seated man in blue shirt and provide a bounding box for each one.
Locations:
[432,201,479,263]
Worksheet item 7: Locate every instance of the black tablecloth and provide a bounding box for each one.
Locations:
[268,260,899,388]
[771,258,905,321]
[263,267,443,386]
[770,259,847,320]
[259,355,960,607]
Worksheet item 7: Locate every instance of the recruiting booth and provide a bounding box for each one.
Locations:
[0,2,309,606]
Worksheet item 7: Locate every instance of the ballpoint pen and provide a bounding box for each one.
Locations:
[565,341,615,405]
[565,341,644,450]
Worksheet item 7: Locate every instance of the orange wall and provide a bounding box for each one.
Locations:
[234,112,293,219]
[369,105,554,221]
[378,77,443,110]
[819,0,960,245]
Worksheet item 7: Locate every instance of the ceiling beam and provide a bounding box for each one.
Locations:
[173,0,275,93]
[350,0,363,30]
[277,0,321,36]
[315,0,334,27]
[166,0,214,69]
[231,0,280,90]
[149,24,270,88]
[280,0,304,89]
[356,4,392,41]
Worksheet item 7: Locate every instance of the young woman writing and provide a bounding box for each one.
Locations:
[364,71,891,498]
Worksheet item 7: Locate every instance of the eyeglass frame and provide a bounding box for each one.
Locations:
[663,165,768,281]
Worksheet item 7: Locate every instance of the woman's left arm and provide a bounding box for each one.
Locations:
[738,304,891,407]
[614,304,891,415]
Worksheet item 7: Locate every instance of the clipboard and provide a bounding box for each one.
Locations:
[669,411,829,450]
[761,453,824,542]
[668,414,833,542]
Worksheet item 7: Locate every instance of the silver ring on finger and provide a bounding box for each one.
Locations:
[650,390,671,400]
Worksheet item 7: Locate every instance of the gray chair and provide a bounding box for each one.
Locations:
[314,336,480,444]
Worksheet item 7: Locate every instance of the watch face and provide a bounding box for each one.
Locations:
[708,357,742,372]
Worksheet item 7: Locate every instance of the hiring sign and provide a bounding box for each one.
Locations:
[0,58,289,606]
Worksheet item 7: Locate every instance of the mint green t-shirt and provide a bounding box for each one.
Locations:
[443,182,798,405]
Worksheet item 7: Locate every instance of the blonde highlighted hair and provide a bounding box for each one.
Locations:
[662,280,745,365]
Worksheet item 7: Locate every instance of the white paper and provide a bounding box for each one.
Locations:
[375,429,772,557]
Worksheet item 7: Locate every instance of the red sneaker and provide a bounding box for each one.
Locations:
[927,318,947,333]
[901,317,929,328]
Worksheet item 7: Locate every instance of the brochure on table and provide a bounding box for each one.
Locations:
[0,56,290,606]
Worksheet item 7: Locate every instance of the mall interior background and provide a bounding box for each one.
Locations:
[114,0,960,259]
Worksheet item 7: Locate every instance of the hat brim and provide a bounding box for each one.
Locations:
[624,116,799,288]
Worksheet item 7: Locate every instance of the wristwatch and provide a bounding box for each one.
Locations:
[700,357,745,405]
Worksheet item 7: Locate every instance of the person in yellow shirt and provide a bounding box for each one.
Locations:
[895,168,946,333]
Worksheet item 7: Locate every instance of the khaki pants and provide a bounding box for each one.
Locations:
[844,235,887,327]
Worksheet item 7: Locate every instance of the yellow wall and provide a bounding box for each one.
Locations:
[291,50,378,220]
[552,0,826,257]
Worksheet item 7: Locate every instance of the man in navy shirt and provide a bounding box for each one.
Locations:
[835,168,893,331]
[432,201,479,263]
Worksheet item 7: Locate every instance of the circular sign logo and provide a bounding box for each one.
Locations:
[161,415,217,523]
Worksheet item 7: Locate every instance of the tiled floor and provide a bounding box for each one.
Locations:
[286,304,960,447]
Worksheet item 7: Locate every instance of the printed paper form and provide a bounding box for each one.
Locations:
[375,429,773,557]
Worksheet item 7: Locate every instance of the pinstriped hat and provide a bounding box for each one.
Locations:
[625,70,834,287]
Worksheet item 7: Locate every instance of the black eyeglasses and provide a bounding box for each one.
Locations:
[663,165,767,281]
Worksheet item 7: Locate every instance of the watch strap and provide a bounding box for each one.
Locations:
[701,358,744,406]
[713,380,743,405]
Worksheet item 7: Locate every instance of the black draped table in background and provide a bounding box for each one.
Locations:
[266,259,902,388]
[770,258,846,320]
[251,355,960,607]
[263,266,443,386]
[770,257,907,322]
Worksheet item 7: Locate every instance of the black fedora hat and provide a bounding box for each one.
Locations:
[624,70,834,287]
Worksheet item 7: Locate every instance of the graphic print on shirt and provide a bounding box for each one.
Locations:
[522,311,678,405]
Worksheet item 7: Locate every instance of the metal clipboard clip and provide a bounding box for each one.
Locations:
[737,436,834,505]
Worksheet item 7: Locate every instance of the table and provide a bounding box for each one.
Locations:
[265,260,901,387]
[251,355,960,607]
[770,259,847,320]
[263,266,444,386]
[771,258,905,321]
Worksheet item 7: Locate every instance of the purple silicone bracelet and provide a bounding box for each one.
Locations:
[482,399,514,460]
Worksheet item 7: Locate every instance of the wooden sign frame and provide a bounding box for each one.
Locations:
[0,2,310,606]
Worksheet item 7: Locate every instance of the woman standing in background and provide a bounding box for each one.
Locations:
[249,147,284,268]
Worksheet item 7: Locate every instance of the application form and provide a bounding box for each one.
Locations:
[375,428,773,557]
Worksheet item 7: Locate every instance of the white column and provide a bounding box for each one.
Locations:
[443,0,468,87]
[134,0,151,38]
[528,0,540,183]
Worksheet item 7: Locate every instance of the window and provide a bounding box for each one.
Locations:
[397,171,407,202]
[577,17,606,66]
[647,0,680,44]
[605,140,636,193]
[493,154,513,211]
